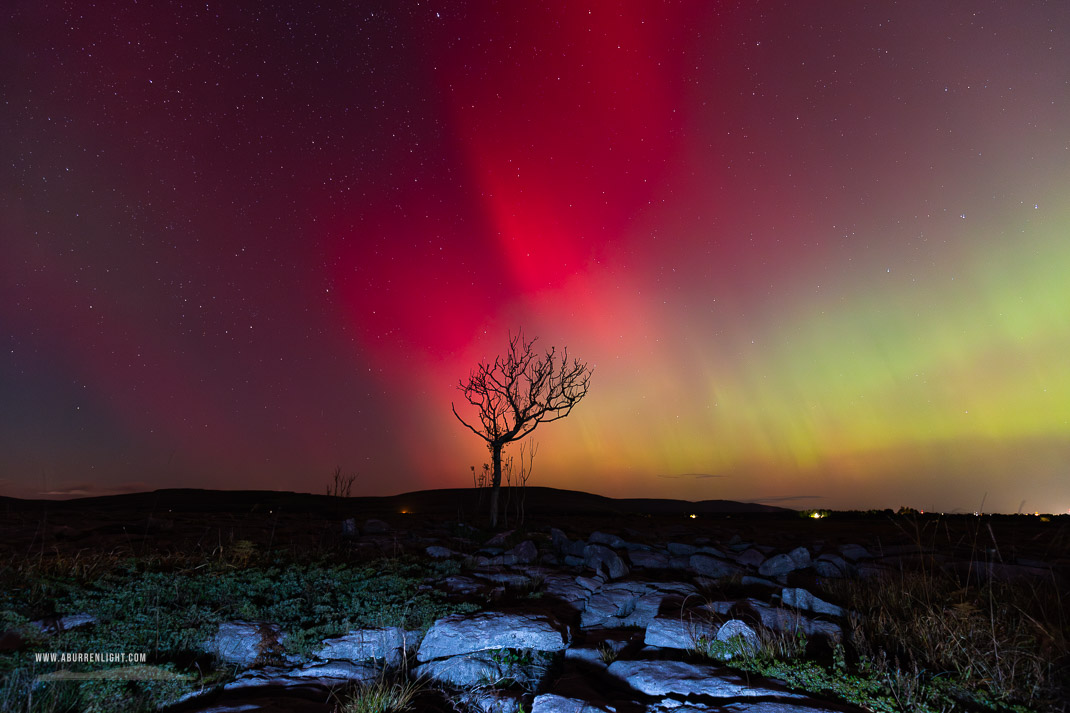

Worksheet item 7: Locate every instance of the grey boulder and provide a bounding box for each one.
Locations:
[417,612,569,662]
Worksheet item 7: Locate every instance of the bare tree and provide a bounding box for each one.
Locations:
[453,332,592,528]
[326,466,357,497]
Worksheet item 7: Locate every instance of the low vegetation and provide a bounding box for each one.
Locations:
[690,518,1068,713]
[0,546,477,713]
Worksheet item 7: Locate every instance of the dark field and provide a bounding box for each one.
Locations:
[2,487,1067,570]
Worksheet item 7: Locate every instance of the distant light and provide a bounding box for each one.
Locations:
[810,511,823,519]
[689,513,697,519]
[400,509,410,514]
[1035,512,1039,517]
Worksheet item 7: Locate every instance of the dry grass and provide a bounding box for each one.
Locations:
[331,674,425,713]
[820,517,1068,710]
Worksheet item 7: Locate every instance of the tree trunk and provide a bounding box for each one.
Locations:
[489,442,503,528]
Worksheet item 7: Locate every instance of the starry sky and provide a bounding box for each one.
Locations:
[3,1,1068,513]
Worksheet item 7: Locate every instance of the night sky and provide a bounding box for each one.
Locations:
[3,1,1068,513]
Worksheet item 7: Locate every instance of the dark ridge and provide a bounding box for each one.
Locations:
[0,486,791,516]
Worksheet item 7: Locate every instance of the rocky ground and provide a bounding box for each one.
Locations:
[5,488,1067,712]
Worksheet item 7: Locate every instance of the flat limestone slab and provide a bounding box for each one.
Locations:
[607,659,809,699]
[417,611,569,661]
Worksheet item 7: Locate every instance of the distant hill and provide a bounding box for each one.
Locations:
[0,486,790,516]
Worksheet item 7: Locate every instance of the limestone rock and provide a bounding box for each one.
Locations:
[438,575,486,595]
[507,540,539,564]
[549,527,571,553]
[643,615,718,649]
[532,693,612,713]
[747,600,842,642]
[667,542,697,556]
[715,619,760,656]
[588,531,625,548]
[225,660,378,689]
[788,546,812,569]
[735,548,767,569]
[781,588,845,618]
[628,549,670,569]
[208,621,286,668]
[583,544,629,579]
[689,554,740,578]
[414,654,503,687]
[813,554,850,578]
[607,659,810,699]
[695,545,726,558]
[315,627,419,666]
[31,613,96,635]
[758,553,799,577]
[417,612,569,662]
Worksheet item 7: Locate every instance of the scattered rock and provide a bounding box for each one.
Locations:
[414,653,504,687]
[758,553,800,577]
[507,540,538,564]
[607,659,812,699]
[588,531,625,548]
[689,553,740,578]
[31,613,96,635]
[583,544,629,579]
[667,542,697,556]
[735,548,767,569]
[532,693,609,713]
[628,549,670,569]
[814,554,850,578]
[644,614,718,649]
[715,619,760,656]
[788,546,812,569]
[747,600,842,642]
[314,627,419,667]
[781,588,845,618]
[208,621,287,668]
[549,528,572,553]
[417,612,569,662]
[426,545,456,558]
[225,660,378,689]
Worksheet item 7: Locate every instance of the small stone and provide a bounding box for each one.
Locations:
[758,553,798,576]
[667,542,697,556]
[781,588,845,617]
[715,619,760,656]
[788,546,812,569]
[689,554,740,578]
[644,615,718,649]
[814,554,850,578]
[426,545,456,559]
[507,540,538,564]
[627,549,669,569]
[734,548,766,569]
[584,544,629,579]
[589,531,625,548]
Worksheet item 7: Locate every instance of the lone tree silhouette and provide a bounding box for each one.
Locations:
[453,332,592,528]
